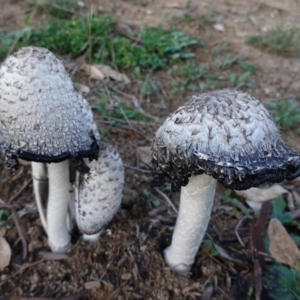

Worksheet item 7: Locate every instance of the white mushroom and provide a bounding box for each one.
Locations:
[0,47,100,252]
[74,142,124,242]
[151,89,300,273]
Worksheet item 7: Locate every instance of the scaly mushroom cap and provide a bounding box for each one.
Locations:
[0,47,100,166]
[151,89,300,191]
[75,142,124,235]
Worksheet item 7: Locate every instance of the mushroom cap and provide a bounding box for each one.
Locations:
[75,142,124,235]
[0,47,100,165]
[151,89,300,190]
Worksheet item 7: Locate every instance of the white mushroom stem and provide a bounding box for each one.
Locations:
[164,174,217,274]
[31,162,48,234]
[83,232,102,243]
[47,160,71,252]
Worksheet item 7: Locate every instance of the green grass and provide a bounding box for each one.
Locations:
[92,99,151,122]
[0,15,201,72]
[263,265,300,300]
[268,99,300,132]
[247,26,300,57]
[169,56,257,94]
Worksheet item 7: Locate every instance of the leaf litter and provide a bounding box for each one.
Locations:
[268,218,300,267]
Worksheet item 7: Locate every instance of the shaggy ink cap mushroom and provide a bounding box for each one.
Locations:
[0,47,101,252]
[152,89,300,191]
[0,46,99,166]
[74,142,124,243]
[151,89,300,273]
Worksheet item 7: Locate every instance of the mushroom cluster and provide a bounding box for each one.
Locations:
[0,47,124,252]
[151,89,300,273]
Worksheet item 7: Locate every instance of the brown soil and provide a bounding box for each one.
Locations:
[1,0,300,299]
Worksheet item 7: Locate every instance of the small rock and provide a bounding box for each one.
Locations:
[121,273,132,281]
[140,245,147,252]
[85,281,101,290]
[213,23,225,32]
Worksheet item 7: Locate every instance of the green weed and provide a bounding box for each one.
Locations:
[139,76,159,97]
[247,287,254,300]
[203,240,219,256]
[228,71,256,89]
[0,209,11,221]
[247,26,300,57]
[216,54,257,72]
[169,57,256,94]
[92,100,151,122]
[0,16,201,72]
[270,195,294,224]
[170,62,226,93]
[221,189,251,216]
[268,99,300,131]
[0,16,114,60]
[263,264,300,300]
[142,189,161,207]
[143,26,199,59]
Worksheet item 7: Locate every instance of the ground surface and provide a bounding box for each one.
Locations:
[1,0,300,299]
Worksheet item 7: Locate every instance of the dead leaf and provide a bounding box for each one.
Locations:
[235,185,294,211]
[74,83,90,95]
[80,63,104,81]
[213,243,249,265]
[136,146,151,167]
[96,65,131,84]
[268,218,300,267]
[182,282,202,298]
[0,236,11,270]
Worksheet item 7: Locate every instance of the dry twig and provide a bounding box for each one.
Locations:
[155,188,178,214]
[234,215,248,248]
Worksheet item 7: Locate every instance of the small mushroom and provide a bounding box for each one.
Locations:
[151,89,300,273]
[74,142,124,242]
[0,47,100,252]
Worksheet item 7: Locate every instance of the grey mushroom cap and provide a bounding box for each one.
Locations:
[151,89,300,191]
[0,47,100,167]
[75,142,124,235]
